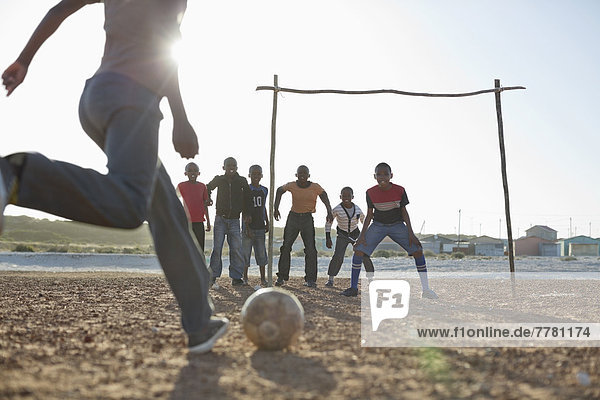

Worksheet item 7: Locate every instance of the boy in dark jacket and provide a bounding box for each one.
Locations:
[206,157,250,287]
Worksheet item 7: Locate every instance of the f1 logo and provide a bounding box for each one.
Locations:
[369,280,411,331]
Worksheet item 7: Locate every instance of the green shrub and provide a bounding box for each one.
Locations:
[96,247,117,254]
[14,244,35,252]
[47,246,70,253]
[423,250,436,258]
[371,249,406,258]
[451,251,465,259]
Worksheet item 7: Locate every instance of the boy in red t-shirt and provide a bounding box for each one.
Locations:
[177,162,211,251]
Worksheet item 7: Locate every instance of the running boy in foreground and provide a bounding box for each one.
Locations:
[341,163,438,299]
[1,0,228,353]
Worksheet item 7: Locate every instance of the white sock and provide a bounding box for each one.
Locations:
[418,271,430,291]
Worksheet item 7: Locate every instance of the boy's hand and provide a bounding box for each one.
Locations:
[205,198,213,207]
[326,211,334,223]
[172,119,198,159]
[326,238,332,249]
[274,209,280,221]
[2,61,28,96]
[206,223,211,232]
[355,235,366,247]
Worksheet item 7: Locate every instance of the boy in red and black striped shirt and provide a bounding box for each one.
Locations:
[340,162,438,299]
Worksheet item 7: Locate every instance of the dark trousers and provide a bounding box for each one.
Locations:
[191,222,205,251]
[327,229,374,276]
[277,212,317,282]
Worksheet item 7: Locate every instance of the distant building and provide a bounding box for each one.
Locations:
[514,236,556,256]
[558,236,600,256]
[539,242,561,257]
[420,234,454,254]
[469,235,504,256]
[377,237,402,252]
[525,225,557,241]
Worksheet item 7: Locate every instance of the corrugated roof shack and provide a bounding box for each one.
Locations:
[525,225,557,241]
[469,235,504,256]
[420,234,454,254]
[558,236,600,256]
[514,236,556,256]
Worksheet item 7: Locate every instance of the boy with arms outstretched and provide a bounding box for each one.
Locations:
[242,165,269,289]
[1,0,228,353]
[341,163,438,299]
[325,186,374,287]
[177,162,211,251]
[274,165,333,288]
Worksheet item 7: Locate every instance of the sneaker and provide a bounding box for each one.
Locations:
[211,278,220,290]
[242,278,249,286]
[422,288,439,299]
[340,287,358,297]
[253,284,262,291]
[304,281,317,288]
[188,317,229,354]
[0,158,18,235]
[231,278,245,286]
[274,278,285,287]
[261,279,268,287]
[325,280,334,287]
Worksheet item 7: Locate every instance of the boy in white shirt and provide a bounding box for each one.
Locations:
[325,187,374,287]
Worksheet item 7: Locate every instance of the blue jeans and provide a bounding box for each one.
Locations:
[14,73,213,335]
[209,215,244,279]
[354,221,422,256]
[242,227,268,267]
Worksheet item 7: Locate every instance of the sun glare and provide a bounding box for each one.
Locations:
[170,39,183,65]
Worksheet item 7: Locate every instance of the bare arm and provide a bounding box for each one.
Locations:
[273,186,286,221]
[166,71,198,159]
[205,209,211,231]
[356,208,374,246]
[401,206,421,247]
[318,191,334,223]
[159,2,198,159]
[264,209,270,233]
[2,0,94,96]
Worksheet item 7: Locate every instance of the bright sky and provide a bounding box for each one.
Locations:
[1,0,599,240]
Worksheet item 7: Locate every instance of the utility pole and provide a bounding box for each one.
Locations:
[458,209,461,249]
[499,218,502,239]
[569,217,572,238]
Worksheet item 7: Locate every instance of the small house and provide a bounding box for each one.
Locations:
[525,225,557,241]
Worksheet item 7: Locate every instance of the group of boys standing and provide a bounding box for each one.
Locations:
[178,158,438,300]
[177,157,269,290]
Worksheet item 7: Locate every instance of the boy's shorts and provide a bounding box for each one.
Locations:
[354,221,422,256]
[242,228,268,266]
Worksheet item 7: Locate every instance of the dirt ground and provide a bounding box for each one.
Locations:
[0,271,598,399]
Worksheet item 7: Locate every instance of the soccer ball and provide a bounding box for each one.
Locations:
[241,287,304,350]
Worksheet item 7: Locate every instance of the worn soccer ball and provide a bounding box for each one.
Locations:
[241,288,304,350]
